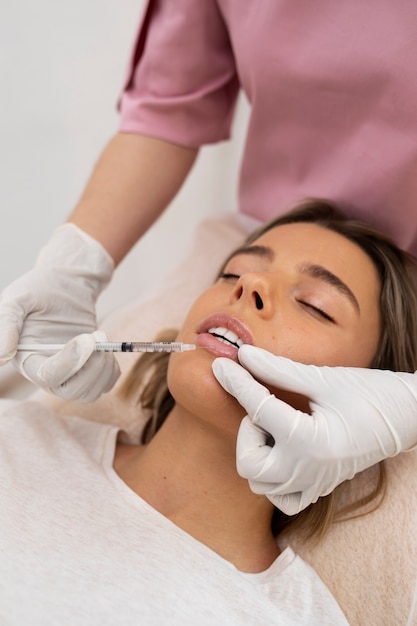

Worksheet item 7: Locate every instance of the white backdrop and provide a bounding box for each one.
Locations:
[0,0,249,394]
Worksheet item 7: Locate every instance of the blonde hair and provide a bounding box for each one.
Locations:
[119,199,417,541]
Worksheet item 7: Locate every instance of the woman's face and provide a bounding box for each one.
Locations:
[168,222,381,426]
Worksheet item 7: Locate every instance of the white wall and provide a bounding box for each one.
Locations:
[0,1,249,395]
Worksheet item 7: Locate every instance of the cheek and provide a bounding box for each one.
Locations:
[167,352,211,400]
[262,327,335,365]
[355,312,381,367]
[265,328,377,368]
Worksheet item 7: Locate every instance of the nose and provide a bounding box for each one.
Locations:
[230,273,274,317]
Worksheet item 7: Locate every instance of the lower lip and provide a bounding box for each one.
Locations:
[196,333,240,360]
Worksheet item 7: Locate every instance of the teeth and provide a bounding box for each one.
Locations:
[208,326,244,348]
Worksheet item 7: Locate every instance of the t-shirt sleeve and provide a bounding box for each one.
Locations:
[118,0,240,148]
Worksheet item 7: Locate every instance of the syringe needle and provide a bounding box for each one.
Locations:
[16,342,196,353]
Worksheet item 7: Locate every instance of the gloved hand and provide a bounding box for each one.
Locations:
[212,345,417,515]
[0,224,120,401]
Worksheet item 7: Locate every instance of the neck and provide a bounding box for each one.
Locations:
[114,404,279,572]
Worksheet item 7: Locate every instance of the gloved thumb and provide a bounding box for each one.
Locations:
[37,332,100,385]
[212,357,275,419]
[212,356,301,436]
[237,345,326,400]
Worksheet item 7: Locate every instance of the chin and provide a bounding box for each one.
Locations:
[167,352,245,423]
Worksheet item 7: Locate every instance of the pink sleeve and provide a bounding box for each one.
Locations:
[118,0,240,148]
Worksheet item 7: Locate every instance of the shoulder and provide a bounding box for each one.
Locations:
[280,453,417,624]
[0,399,118,463]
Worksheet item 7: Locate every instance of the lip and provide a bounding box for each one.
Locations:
[196,314,254,361]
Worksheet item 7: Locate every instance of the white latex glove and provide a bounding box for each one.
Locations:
[0,224,120,401]
[212,345,417,515]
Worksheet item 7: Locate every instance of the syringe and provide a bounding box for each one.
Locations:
[16,342,196,353]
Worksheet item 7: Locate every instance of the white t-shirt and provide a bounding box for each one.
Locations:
[0,400,349,625]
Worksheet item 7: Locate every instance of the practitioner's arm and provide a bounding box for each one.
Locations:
[69,132,198,265]
[0,133,198,401]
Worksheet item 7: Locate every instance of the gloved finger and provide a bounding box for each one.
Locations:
[37,333,99,386]
[213,356,310,439]
[236,416,298,484]
[238,412,334,496]
[80,362,120,402]
[35,331,120,401]
[236,415,276,478]
[238,345,329,400]
[213,357,276,417]
[246,468,321,500]
[0,301,24,363]
[52,352,120,402]
[248,477,317,514]
[267,480,324,515]
[0,328,20,365]
[266,491,304,516]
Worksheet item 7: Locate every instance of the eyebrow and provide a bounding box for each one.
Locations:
[226,244,275,262]
[298,262,360,313]
[226,245,361,313]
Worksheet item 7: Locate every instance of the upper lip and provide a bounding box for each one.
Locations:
[197,314,254,347]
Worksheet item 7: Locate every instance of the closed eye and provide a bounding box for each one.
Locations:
[298,300,335,322]
[219,272,336,322]
[219,272,240,281]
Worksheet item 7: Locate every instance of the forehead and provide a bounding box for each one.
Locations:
[252,222,373,267]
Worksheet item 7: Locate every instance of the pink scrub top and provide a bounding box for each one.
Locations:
[119,0,417,256]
